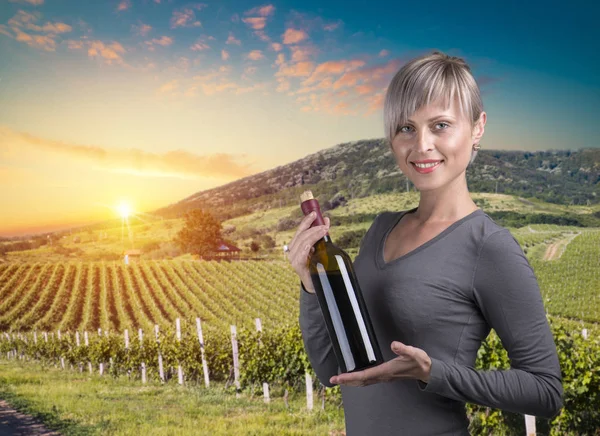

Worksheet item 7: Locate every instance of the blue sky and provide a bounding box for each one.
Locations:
[0,0,598,235]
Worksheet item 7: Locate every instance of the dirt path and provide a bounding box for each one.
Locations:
[542,232,581,260]
[0,400,61,435]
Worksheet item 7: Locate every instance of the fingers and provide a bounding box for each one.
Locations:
[289,213,329,255]
[289,225,328,262]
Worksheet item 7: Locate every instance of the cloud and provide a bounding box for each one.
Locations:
[1,10,72,51]
[221,49,229,61]
[379,49,389,57]
[132,23,152,36]
[170,5,206,28]
[294,58,404,116]
[323,20,342,31]
[116,0,131,12]
[282,28,307,44]
[242,17,266,30]
[225,32,241,45]
[8,0,44,5]
[145,35,173,50]
[302,59,365,86]
[87,40,126,64]
[157,79,178,94]
[245,5,275,17]
[275,61,314,78]
[270,42,282,52]
[190,40,210,51]
[289,45,317,63]
[245,50,264,61]
[0,126,260,180]
[242,4,275,30]
[65,39,84,49]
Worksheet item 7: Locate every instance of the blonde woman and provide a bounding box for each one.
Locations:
[288,51,563,435]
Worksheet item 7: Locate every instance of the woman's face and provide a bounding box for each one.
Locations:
[390,97,485,192]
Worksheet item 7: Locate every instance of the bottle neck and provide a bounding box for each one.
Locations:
[316,233,332,245]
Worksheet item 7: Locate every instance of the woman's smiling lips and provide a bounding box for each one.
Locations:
[411,160,444,173]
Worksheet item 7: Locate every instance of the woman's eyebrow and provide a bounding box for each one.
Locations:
[407,115,456,123]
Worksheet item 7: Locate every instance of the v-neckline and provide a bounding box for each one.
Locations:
[376,207,483,269]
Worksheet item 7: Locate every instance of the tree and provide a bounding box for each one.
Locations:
[250,241,260,252]
[174,209,223,256]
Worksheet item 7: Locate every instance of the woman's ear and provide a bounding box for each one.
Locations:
[472,112,486,144]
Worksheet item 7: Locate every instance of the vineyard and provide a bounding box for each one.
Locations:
[0,260,300,333]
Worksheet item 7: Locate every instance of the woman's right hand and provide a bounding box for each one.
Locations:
[286,212,330,294]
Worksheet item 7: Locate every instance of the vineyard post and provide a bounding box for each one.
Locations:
[98,328,104,376]
[195,318,209,388]
[305,372,314,411]
[57,330,65,370]
[230,324,241,398]
[139,328,146,384]
[105,329,113,372]
[154,324,164,383]
[125,329,131,379]
[582,328,588,339]
[525,415,535,436]
[255,318,269,403]
[176,318,183,385]
[76,331,83,372]
[84,331,92,374]
[23,333,28,362]
[33,331,37,345]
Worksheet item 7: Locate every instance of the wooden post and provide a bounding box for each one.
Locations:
[124,329,131,379]
[98,328,104,376]
[33,331,37,344]
[84,331,92,373]
[57,330,65,370]
[176,318,183,385]
[196,318,209,388]
[255,317,268,401]
[155,325,164,383]
[139,328,146,384]
[230,325,241,398]
[306,372,314,410]
[76,331,83,372]
[525,414,535,436]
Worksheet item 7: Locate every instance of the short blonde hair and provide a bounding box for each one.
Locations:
[383,51,484,165]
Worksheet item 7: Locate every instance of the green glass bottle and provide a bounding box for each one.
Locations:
[300,190,384,373]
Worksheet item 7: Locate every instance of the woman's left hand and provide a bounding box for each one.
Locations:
[329,341,432,387]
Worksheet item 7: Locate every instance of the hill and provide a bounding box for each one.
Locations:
[152,140,600,222]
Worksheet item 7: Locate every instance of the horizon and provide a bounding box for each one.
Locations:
[1,0,598,236]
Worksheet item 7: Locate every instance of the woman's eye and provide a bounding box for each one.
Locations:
[398,122,449,133]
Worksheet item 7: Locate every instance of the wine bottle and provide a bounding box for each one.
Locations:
[300,190,384,373]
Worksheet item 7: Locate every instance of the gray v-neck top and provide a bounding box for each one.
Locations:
[299,208,563,435]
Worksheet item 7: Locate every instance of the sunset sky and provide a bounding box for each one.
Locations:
[0,0,598,236]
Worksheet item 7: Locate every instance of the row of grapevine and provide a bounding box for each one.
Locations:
[0,260,302,333]
[1,314,599,434]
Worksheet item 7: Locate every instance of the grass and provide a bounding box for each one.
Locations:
[0,359,345,435]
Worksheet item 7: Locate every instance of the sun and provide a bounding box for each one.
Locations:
[117,201,132,219]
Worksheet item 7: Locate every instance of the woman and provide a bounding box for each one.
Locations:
[286,51,563,435]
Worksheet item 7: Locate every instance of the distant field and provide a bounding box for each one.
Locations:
[1,192,600,331]
[0,260,300,333]
[5,192,598,265]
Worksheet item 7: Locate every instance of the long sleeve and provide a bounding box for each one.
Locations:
[298,214,380,388]
[417,229,563,419]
